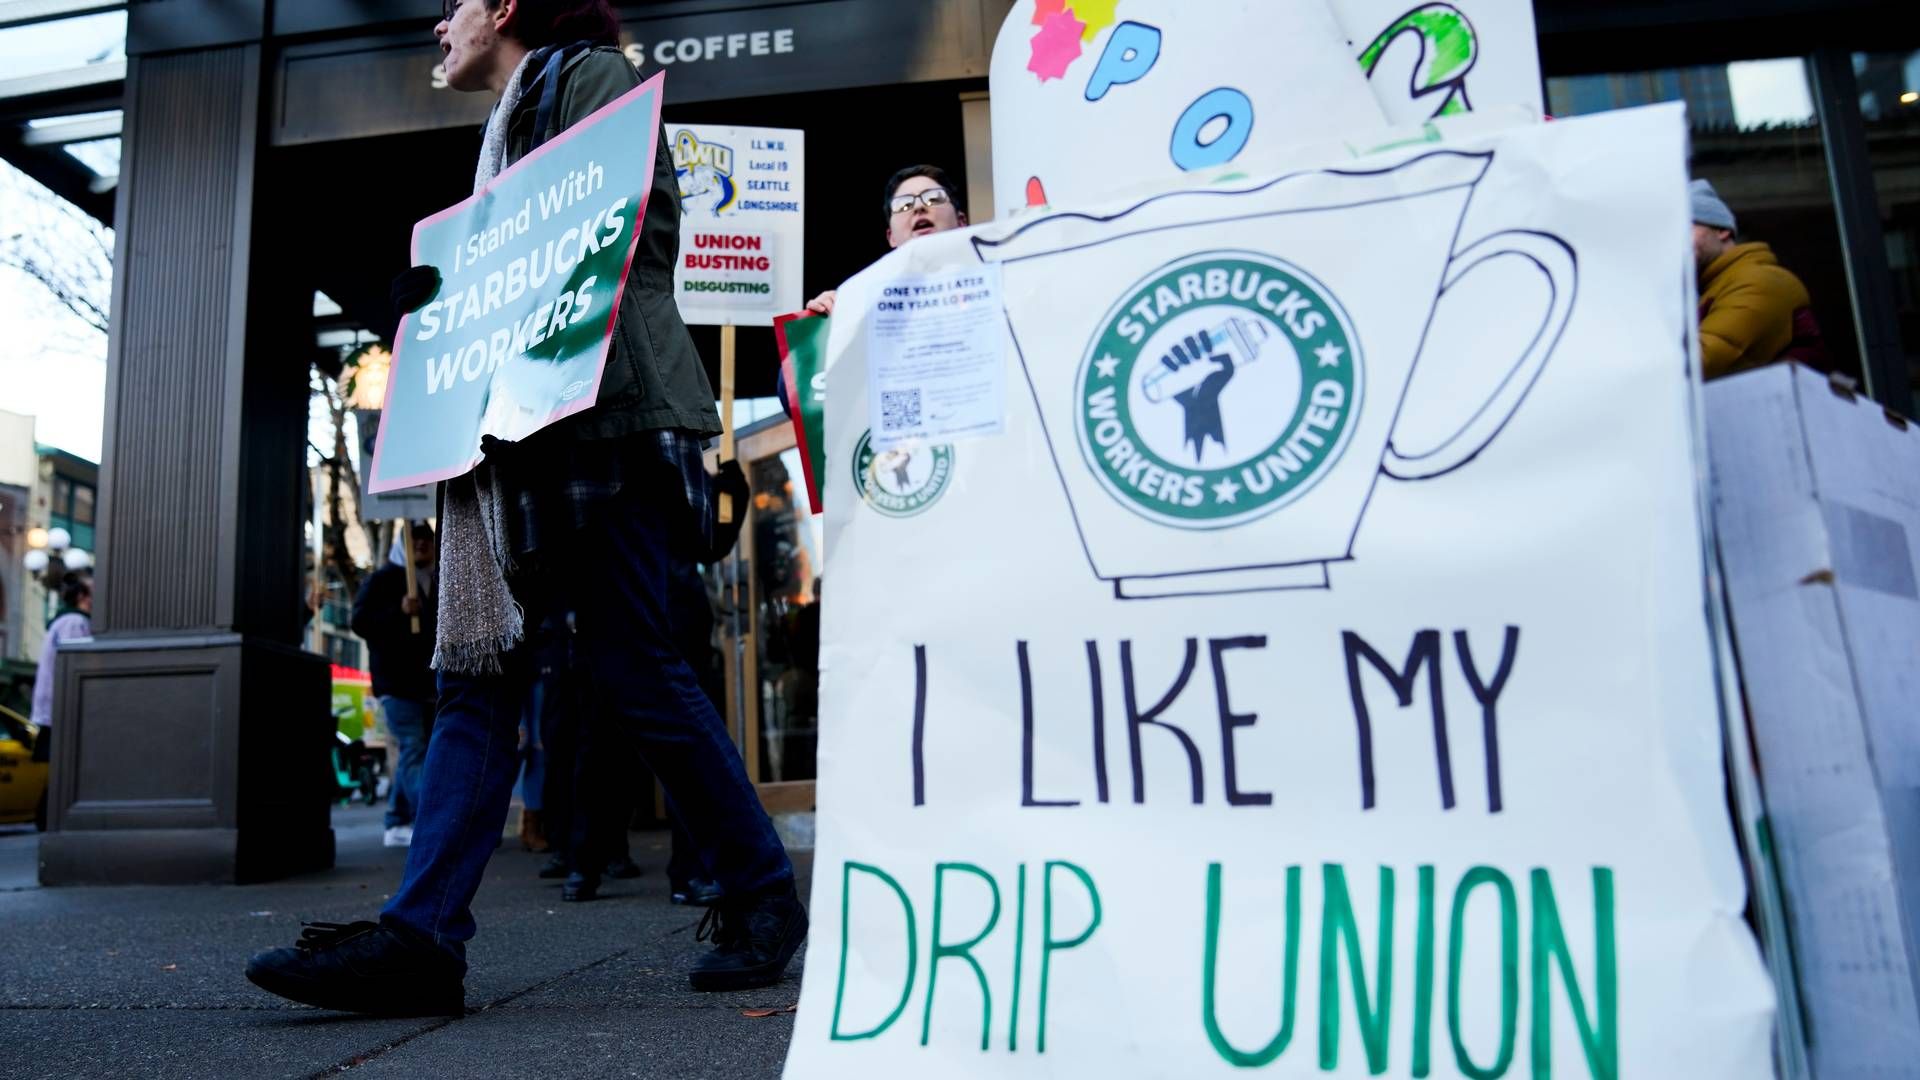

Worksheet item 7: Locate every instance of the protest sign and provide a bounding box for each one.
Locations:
[781,103,1776,1078]
[353,409,434,521]
[776,311,829,510]
[989,0,1542,215]
[367,73,664,494]
[671,123,805,326]
[989,0,1386,215]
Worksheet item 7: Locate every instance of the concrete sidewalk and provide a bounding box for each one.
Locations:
[0,807,808,1079]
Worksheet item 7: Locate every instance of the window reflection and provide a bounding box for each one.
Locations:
[1853,50,1920,396]
[746,449,818,783]
[0,12,126,84]
[1548,58,1860,382]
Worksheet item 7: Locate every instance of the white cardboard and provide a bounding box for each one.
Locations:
[1708,362,1920,1078]
[784,103,1775,1079]
[988,0,1545,217]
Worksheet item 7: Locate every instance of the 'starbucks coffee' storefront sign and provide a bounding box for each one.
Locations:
[782,104,1776,1078]
[368,73,664,492]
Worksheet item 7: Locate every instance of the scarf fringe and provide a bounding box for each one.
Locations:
[432,620,526,676]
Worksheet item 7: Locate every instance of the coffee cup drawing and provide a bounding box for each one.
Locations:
[972,149,1575,599]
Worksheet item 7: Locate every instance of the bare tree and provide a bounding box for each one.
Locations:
[309,367,368,600]
[0,163,112,341]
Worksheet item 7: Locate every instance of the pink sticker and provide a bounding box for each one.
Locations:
[1027,9,1087,82]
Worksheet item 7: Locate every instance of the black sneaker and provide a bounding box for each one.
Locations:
[561,872,600,902]
[244,920,464,1017]
[604,856,643,880]
[688,884,807,992]
[670,877,725,908]
[537,854,569,879]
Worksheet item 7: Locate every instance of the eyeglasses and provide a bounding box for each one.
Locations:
[888,187,953,217]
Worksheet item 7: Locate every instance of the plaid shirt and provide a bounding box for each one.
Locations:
[498,428,712,567]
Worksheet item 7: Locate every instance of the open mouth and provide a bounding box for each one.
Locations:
[911,218,937,235]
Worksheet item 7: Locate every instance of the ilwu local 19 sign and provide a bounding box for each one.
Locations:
[781,105,1776,1078]
[670,123,804,326]
[368,74,664,492]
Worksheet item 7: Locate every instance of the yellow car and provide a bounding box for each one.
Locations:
[0,703,49,830]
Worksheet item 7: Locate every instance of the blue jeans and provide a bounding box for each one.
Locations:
[381,483,793,962]
[381,696,432,830]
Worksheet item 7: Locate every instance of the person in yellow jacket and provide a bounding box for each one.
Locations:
[1692,179,1828,379]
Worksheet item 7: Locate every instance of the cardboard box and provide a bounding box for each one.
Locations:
[1708,362,1920,1077]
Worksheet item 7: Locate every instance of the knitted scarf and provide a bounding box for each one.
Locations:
[432,49,539,675]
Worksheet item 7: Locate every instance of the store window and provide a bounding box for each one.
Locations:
[1548,59,1862,381]
[745,447,820,784]
[48,474,98,552]
[1854,50,1920,394]
[0,10,125,85]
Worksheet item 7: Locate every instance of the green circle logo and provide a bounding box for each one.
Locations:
[853,430,955,518]
[1075,251,1362,529]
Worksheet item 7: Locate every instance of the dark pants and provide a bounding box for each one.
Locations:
[543,652,631,878]
[381,484,792,962]
[381,695,433,830]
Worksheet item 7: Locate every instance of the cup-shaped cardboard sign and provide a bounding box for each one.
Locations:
[974,149,1574,598]
[988,0,1388,216]
[988,0,1546,217]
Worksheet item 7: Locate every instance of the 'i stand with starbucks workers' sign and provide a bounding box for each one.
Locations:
[779,2,1777,1078]
[368,73,666,492]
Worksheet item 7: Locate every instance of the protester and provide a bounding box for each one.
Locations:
[350,523,438,849]
[1692,178,1828,380]
[547,458,748,905]
[802,163,969,317]
[246,0,804,1016]
[29,574,91,763]
[662,460,750,907]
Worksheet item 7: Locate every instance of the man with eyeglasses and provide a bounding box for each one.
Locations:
[804,164,969,316]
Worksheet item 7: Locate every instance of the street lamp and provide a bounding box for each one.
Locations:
[24,523,91,592]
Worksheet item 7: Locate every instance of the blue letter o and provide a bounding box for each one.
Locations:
[1171,88,1254,171]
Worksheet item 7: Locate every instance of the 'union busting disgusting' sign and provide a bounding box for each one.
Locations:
[369,72,665,493]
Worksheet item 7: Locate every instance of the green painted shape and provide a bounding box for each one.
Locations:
[1357,4,1479,104]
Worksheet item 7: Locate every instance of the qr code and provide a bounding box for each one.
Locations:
[881,389,922,432]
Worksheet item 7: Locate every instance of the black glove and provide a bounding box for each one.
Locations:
[390,265,441,326]
[705,460,751,563]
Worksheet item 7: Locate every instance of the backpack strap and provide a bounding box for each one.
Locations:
[529,41,596,151]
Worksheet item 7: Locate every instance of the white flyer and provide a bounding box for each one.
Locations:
[865,265,1008,450]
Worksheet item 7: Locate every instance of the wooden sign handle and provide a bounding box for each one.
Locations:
[397,519,422,635]
[718,323,738,525]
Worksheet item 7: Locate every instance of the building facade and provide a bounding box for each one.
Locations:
[0,0,1914,882]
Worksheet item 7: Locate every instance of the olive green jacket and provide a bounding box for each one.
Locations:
[503,46,720,439]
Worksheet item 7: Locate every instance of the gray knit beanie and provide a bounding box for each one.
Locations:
[1690,179,1737,233]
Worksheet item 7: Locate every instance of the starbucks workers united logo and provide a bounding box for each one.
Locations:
[853,430,954,517]
[1076,252,1362,528]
